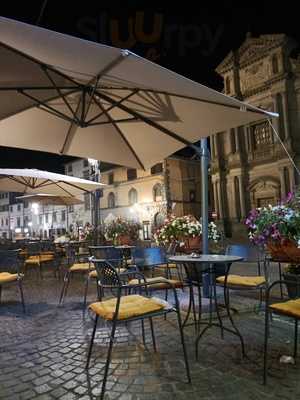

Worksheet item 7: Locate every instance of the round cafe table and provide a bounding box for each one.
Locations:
[169,254,245,359]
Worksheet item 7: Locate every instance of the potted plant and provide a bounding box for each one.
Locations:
[104,217,141,245]
[154,214,221,252]
[245,190,300,298]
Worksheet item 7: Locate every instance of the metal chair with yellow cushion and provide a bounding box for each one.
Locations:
[86,259,191,400]
[59,244,94,306]
[216,244,267,312]
[0,249,25,313]
[24,241,55,279]
[263,279,300,384]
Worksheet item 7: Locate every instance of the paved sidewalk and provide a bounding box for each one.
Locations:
[0,268,299,400]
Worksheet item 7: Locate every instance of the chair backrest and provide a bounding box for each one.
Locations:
[166,242,177,256]
[132,247,167,268]
[89,246,123,269]
[225,244,264,263]
[0,249,21,274]
[92,259,122,289]
[26,241,42,256]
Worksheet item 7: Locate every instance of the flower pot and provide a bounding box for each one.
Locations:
[182,236,202,254]
[283,272,300,299]
[282,241,300,263]
[117,235,133,246]
[266,241,293,262]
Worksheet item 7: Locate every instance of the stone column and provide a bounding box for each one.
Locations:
[210,135,215,159]
[214,134,219,158]
[212,180,219,216]
[279,167,285,199]
[234,128,240,152]
[229,178,236,220]
[238,176,246,218]
[272,94,280,141]
[282,92,290,140]
[216,179,223,219]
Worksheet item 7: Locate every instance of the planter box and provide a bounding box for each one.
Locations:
[283,273,300,299]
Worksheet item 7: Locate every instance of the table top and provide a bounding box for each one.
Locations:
[115,245,136,249]
[169,254,243,264]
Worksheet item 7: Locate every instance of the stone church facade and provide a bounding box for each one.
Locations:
[211,33,300,238]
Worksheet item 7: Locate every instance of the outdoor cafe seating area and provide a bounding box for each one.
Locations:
[0,15,299,400]
[1,237,300,399]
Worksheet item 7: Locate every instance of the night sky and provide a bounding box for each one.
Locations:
[0,1,299,172]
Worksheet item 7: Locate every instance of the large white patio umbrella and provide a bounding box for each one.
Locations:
[0,17,278,253]
[16,193,84,206]
[0,168,104,196]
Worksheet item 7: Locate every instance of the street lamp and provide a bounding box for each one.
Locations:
[88,158,102,244]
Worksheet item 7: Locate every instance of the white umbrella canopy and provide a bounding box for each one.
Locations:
[16,193,84,206]
[0,16,277,169]
[0,168,104,196]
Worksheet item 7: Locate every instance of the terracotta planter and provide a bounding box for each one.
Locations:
[117,235,133,246]
[281,241,300,263]
[266,241,293,262]
[182,236,202,253]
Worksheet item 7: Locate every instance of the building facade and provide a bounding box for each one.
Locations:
[100,157,201,239]
[211,33,300,238]
[0,156,201,240]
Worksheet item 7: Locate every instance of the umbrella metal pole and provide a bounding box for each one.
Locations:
[200,138,210,298]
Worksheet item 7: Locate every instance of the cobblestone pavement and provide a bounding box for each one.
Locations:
[0,264,299,400]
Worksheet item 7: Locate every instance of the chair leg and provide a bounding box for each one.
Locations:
[176,309,191,383]
[141,319,146,346]
[224,287,245,357]
[278,263,284,299]
[18,280,26,313]
[294,319,298,359]
[83,276,90,310]
[59,271,70,305]
[263,305,270,385]
[149,317,157,352]
[86,315,99,369]
[100,319,117,400]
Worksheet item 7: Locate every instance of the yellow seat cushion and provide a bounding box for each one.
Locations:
[129,276,183,289]
[0,272,20,284]
[89,294,165,320]
[70,262,92,272]
[25,256,40,265]
[40,255,54,262]
[41,251,55,256]
[216,275,266,287]
[270,299,300,318]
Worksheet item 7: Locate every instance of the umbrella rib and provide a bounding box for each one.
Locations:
[83,54,129,122]
[99,87,268,116]
[94,90,192,147]
[89,117,138,126]
[18,90,77,124]
[41,66,79,121]
[94,98,145,170]
[56,180,96,195]
[0,40,82,87]
[86,89,139,125]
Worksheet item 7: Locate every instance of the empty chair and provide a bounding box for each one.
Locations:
[216,244,267,311]
[24,241,55,278]
[129,247,184,292]
[0,249,25,313]
[263,278,300,384]
[59,244,93,307]
[86,259,191,400]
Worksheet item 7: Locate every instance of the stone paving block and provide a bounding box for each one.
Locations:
[1,271,300,400]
